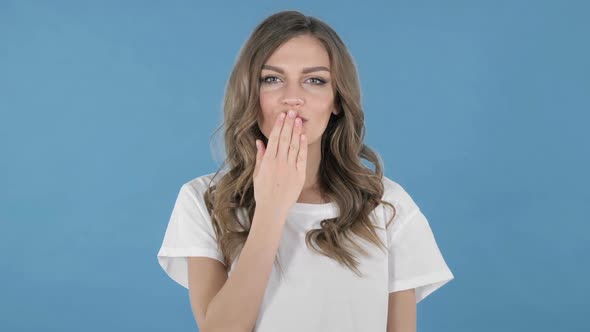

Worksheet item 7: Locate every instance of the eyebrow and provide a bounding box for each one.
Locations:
[261,64,330,74]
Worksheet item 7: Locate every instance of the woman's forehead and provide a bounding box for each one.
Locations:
[264,36,330,68]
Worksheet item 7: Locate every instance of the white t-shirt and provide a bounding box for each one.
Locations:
[157,172,454,331]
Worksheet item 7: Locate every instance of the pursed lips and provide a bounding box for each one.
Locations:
[281,113,308,123]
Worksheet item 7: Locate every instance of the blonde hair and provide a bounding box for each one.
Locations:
[204,10,396,278]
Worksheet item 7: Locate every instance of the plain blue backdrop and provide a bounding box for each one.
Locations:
[1,0,588,331]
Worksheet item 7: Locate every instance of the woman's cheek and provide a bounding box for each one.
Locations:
[259,113,276,139]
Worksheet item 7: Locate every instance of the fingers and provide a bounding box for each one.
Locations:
[278,110,297,160]
[256,139,265,161]
[296,133,307,172]
[265,112,286,159]
[254,139,265,177]
[287,116,302,165]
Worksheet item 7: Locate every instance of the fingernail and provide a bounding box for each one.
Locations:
[288,110,296,118]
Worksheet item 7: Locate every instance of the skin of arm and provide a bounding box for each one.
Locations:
[387,288,417,332]
[201,207,287,332]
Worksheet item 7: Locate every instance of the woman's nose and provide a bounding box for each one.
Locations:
[281,82,305,107]
[282,97,304,107]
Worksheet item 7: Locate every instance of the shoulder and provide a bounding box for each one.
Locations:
[181,171,226,196]
[169,172,225,211]
[380,175,422,224]
[180,170,249,227]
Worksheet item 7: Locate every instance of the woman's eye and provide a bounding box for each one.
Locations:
[307,77,326,85]
[259,76,327,85]
[260,76,279,84]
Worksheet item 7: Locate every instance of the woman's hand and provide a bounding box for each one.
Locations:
[253,110,307,216]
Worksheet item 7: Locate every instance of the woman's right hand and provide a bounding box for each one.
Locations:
[253,110,307,216]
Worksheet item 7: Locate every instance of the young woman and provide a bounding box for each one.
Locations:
[157,10,454,332]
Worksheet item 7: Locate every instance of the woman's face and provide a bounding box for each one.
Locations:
[257,34,338,145]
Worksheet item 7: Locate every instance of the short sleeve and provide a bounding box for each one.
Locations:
[157,182,225,289]
[386,183,454,303]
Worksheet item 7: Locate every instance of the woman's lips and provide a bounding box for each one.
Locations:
[281,112,307,123]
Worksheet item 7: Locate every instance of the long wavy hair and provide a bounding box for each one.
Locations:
[203,10,397,278]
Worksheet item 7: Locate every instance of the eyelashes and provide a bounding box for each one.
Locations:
[259,76,328,86]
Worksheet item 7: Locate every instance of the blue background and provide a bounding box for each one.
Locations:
[1,0,588,331]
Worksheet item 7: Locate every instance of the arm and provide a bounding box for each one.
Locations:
[192,207,286,332]
[386,288,416,332]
